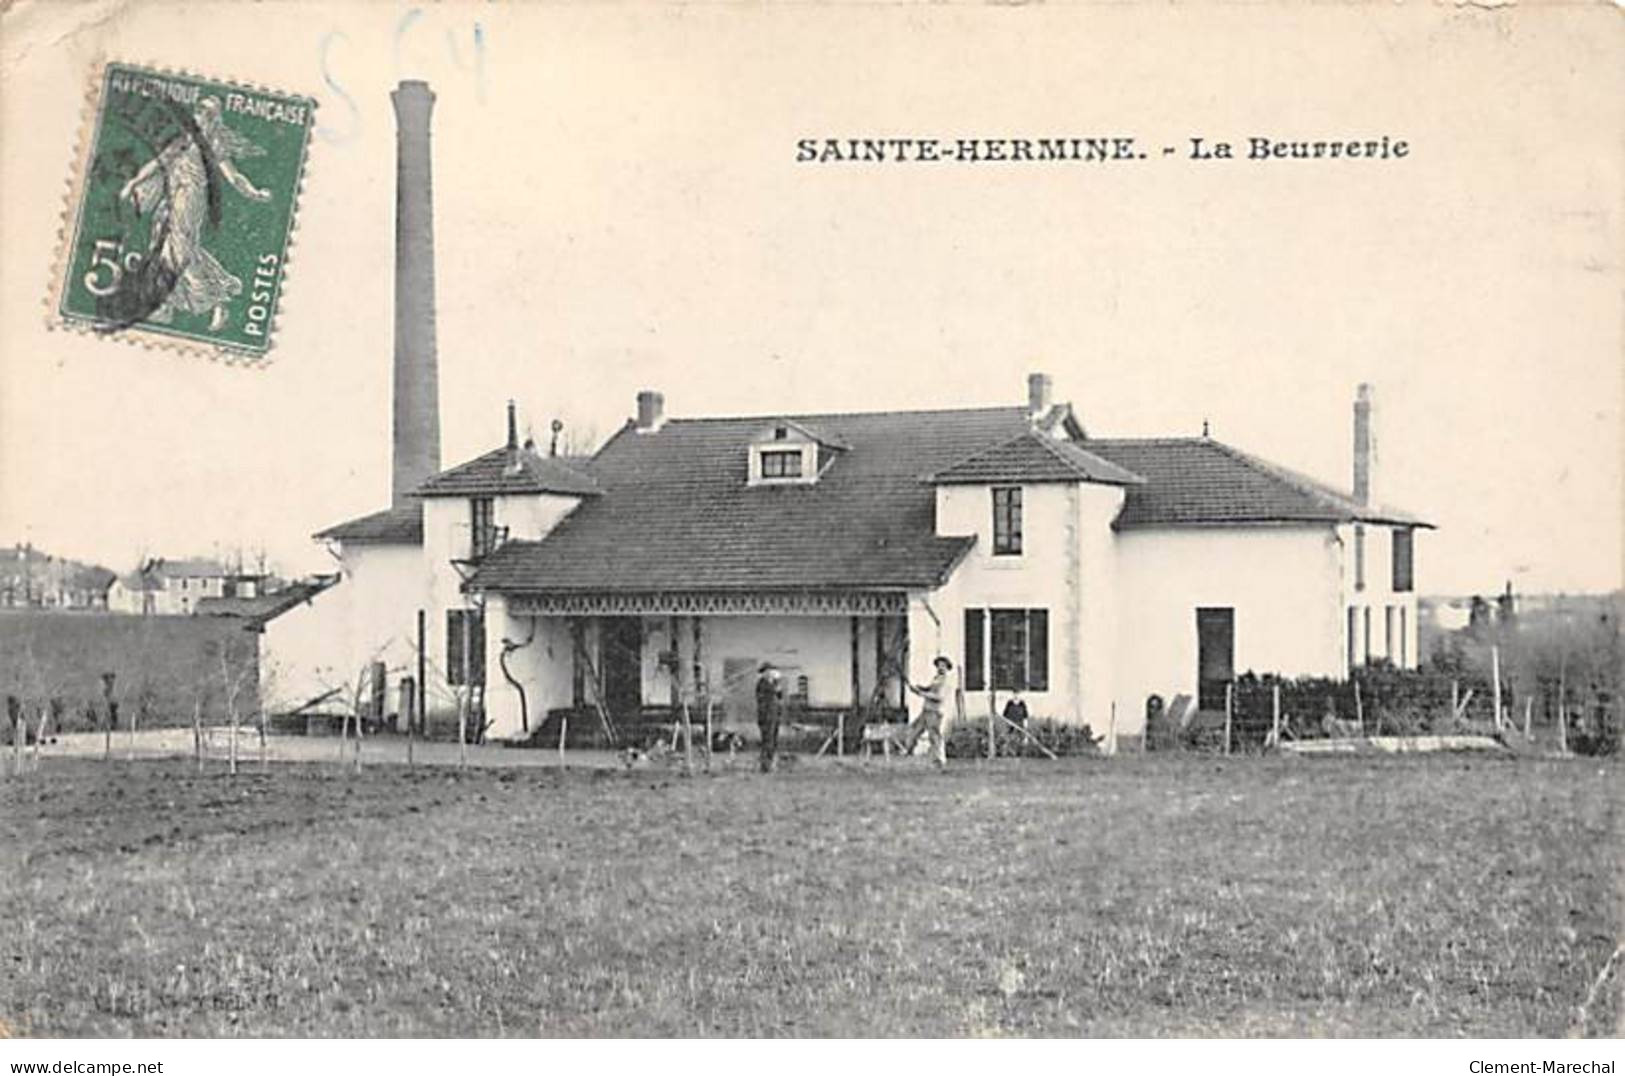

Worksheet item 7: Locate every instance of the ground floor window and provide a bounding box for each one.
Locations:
[963,607,1048,692]
[446,608,486,686]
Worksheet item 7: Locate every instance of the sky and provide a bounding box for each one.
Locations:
[1,2,1620,596]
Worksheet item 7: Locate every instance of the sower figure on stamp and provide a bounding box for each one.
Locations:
[117,96,272,331]
[754,662,785,773]
[902,656,954,768]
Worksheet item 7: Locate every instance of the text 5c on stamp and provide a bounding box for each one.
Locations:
[56,63,316,359]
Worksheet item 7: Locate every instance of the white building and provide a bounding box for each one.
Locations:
[105,558,263,616]
[268,376,1429,750]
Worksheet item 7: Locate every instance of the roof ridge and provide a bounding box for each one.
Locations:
[655,404,1025,426]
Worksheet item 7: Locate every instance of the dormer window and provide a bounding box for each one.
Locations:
[747,419,848,486]
[760,449,803,479]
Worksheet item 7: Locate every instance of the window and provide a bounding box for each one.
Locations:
[992,487,1023,556]
[1362,607,1372,667]
[964,608,1047,692]
[759,449,803,479]
[1399,607,1408,667]
[446,608,486,686]
[964,609,986,691]
[1392,527,1414,593]
[1353,525,1366,591]
[470,497,497,558]
[1385,605,1396,661]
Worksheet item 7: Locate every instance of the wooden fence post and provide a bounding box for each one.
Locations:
[1354,678,1365,735]
[1272,683,1281,749]
[1491,644,1502,730]
[1223,682,1233,756]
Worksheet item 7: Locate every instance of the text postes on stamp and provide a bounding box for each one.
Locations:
[57,63,316,358]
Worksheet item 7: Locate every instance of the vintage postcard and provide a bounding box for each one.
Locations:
[0,0,1620,1059]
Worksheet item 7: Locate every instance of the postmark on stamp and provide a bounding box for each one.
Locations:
[55,63,316,358]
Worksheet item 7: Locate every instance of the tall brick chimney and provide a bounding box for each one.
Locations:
[390,80,442,506]
[1353,383,1374,506]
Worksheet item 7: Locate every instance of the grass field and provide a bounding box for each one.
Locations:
[1,753,1619,1037]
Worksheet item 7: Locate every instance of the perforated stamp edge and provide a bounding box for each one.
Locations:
[45,58,319,368]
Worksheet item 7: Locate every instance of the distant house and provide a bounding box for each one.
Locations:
[0,545,116,609]
[267,375,1431,750]
[106,558,268,616]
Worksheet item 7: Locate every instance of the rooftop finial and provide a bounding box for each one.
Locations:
[550,418,564,458]
[1201,418,1210,438]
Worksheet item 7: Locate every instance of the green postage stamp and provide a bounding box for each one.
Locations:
[56,63,316,358]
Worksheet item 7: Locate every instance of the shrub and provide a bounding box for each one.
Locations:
[943,717,1101,759]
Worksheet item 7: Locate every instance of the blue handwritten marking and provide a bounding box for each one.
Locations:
[314,32,361,145]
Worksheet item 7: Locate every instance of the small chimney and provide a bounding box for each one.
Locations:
[636,390,665,433]
[1027,372,1053,418]
[506,399,518,450]
[1353,383,1374,506]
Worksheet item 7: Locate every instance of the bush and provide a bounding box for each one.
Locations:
[943,717,1101,759]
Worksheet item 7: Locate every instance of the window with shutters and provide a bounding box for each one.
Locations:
[964,608,1048,692]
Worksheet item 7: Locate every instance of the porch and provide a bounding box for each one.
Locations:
[482,589,917,747]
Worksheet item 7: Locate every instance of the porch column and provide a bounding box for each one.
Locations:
[692,616,704,703]
[668,614,680,713]
[849,615,862,717]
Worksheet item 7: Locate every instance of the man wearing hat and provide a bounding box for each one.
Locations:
[902,655,954,768]
[754,662,785,773]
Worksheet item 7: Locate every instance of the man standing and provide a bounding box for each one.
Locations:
[903,655,954,768]
[754,662,785,773]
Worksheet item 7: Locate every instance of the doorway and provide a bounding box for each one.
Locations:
[599,617,644,718]
[1196,607,1234,711]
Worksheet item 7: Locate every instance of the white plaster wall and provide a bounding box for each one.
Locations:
[933,482,1125,730]
[260,589,350,711]
[261,541,424,715]
[1113,525,1344,737]
[1337,523,1422,671]
[496,493,581,542]
[482,596,578,740]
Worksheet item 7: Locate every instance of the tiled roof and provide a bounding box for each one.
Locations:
[314,502,424,544]
[149,557,233,578]
[414,446,601,498]
[931,429,1145,487]
[469,406,1031,593]
[1083,438,1431,529]
[197,576,339,626]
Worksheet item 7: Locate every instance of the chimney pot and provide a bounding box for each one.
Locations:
[636,390,665,432]
[1353,382,1374,506]
[1027,372,1053,418]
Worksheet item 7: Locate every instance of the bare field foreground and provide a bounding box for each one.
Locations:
[1,754,1619,1038]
